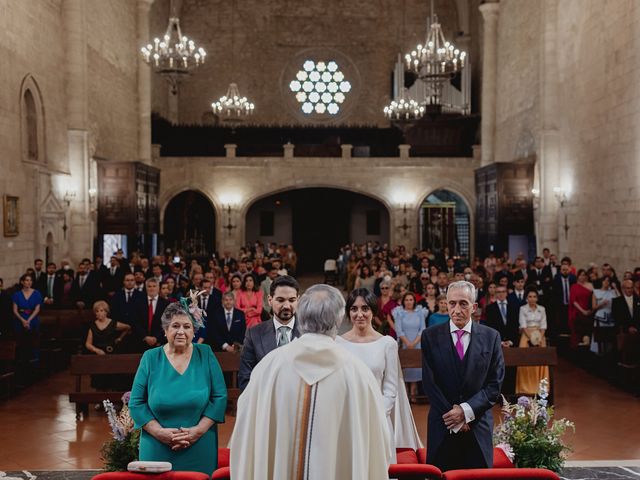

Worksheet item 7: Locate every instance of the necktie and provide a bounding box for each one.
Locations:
[111,268,115,276]
[203,297,208,311]
[563,278,569,304]
[277,326,290,347]
[80,275,85,288]
[48,276,54,297]
[148,299,154,334]
[500,302,507,323]
[226,312,232,330]
[455,330,465,360]
[126,291,131,303]
[518,292,522,301]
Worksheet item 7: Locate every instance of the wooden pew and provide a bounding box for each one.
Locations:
[399,347,558,401]
[69,351,241,418]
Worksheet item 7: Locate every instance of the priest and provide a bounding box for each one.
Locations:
[230,284,392,480]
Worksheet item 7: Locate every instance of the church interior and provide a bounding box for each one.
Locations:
[1,0,640,478]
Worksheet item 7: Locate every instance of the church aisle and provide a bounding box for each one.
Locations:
[0,356,638,470]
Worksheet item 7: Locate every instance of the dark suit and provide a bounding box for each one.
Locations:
[40,274,64,305]
[421,322,504,471]
[485,301,520,346]
[33,271,47,296]
[507,291,526,307]
[612,295,640,333]
[552,273,576,334]
[238,318,301,391]
[526,267,553,301]
[103,267,125,294]
[71,272,100,307]
[110,289,144,326]
[208,308,246,351]
[133,296,169,350]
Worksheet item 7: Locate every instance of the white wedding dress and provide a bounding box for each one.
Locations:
[336,335,423,463]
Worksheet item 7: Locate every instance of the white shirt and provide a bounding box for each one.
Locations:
[624,295,634,316]
[519,304,547,330]
[273,316,296,344]
[448,319,475,430]
[514,289,525,301]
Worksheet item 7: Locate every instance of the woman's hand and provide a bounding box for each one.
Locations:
[150,426,182,447]
[94,348,106,355]
[170,426,205,451]
[22,320,30,330]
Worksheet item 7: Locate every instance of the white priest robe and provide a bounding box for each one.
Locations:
[229,333,392,480]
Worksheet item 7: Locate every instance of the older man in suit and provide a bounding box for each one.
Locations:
[238,275,301,390]
[421,280,504,471]
[209,291,246,352]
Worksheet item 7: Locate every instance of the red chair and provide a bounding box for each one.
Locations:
[391,448,442,479]
[443,468,560,480]
[493,447,515,468]
[212,448,442,479]
[211,467,230,480]
[92,472,210,480]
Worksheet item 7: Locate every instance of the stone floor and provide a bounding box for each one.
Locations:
[1,274,639,474]
[2,466,640,479]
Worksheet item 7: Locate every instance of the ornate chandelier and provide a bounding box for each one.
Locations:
[211,0,255,121]
[383,88,425,120]
[212,83,255,118]
[404,0,466,106]
[141,11,206,95]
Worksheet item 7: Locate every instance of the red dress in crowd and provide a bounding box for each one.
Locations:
[568,282,593,348]
[236,290,263,329]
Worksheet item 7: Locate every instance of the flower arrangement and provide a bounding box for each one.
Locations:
[493,378,574,472]
[100,392,140,471]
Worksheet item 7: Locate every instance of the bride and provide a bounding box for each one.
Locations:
[336,288,423,462]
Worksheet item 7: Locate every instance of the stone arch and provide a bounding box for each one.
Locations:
[19,74,46,164]
[417,183,475,257]
[162,189,217,257]
[243,185,392,273]
[159,186,222,229]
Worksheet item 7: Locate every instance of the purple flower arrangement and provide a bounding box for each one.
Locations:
[493,378,574,472]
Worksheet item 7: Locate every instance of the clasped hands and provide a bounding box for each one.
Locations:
[443,404,470,433]
[157,426,205,451]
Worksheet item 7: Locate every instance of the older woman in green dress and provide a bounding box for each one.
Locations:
[129,295,227,474]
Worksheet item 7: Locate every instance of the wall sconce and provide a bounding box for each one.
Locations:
[553,187,568,207]
[552,187,569,239]
[397,203,412,237]
[222,204,237,235]
[62,189,77,240]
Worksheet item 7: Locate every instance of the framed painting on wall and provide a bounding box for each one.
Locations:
[3,195,19,237]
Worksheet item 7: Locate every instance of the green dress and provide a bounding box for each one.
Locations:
[129,343,227,474]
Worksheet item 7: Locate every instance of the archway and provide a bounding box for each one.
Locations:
[420,189,470,258]
[245,188,390,273]
[163,191,216,257]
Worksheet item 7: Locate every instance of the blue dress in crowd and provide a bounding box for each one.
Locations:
[11,290,43,332]
[393,305,429,382]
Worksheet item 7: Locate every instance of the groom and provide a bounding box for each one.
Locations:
[421,280,504,471]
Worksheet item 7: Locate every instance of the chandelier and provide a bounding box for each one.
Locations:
[404,0,466,106]
[212,83,255,118]
[383,88,425,120]
[141,10,206,95]
[211,0,255,121]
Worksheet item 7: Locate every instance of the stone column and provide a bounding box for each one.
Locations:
[341,144,352,159]
[479,1,500,166]
[283,143,295,159]
[398,144,411,159]
[537,0,562,255]
[63,0,91,262]
[138,0,153,164]
[225,144,237,158]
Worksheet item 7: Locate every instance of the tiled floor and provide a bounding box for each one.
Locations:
[1,355,639,470]
[1,274,638,470]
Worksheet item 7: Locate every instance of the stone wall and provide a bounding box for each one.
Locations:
[491,0,640,270]
[86,0,140,162]
[149,0,461,126]
[554,0,640,269]
[494,0,540,163]
[157,154,478,255]
[0,0,141,284]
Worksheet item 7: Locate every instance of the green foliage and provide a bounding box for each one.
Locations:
[100,429,140,472]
